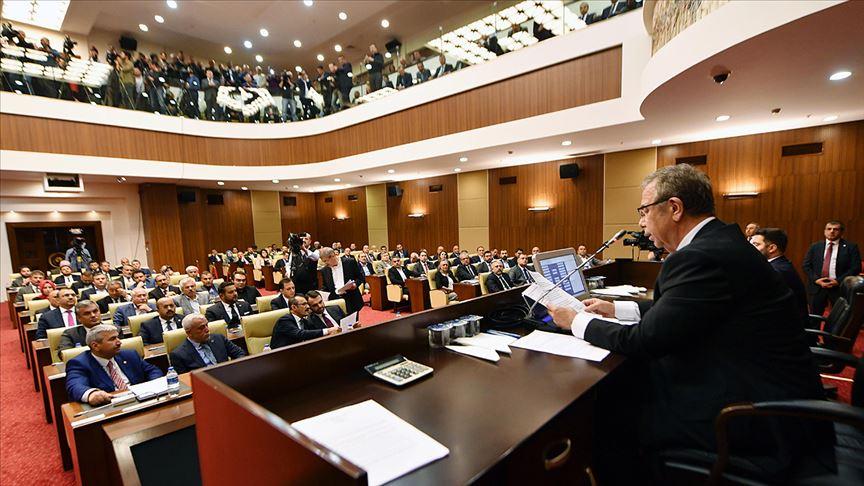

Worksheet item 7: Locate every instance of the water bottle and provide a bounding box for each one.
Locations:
[166,366,179,392]
[262,343,271,353]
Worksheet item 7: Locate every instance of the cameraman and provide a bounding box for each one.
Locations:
[279,70,298,122]
[274,233,319,294]
[65,237,92,272]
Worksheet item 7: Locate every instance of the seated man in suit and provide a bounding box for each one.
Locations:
[387,257,419,299]
[36,289,60,318]
[81,272,109,301]
[576,245,603,268]
[10,265,31,287]
[509,249,524,268]
[184,265,200,281]
[477,251,494,273]
[199,271,219,302]
[548,164,827,483]
[577,2,596,24]
[65,324,163,406]
[71,271,94,294]
[204,281,253,328]
[131,269,154,289]
[174,277,209,315]
[744,222,760,239]
[373,251,393,275]
[57,300,108,361]
[455,252,480,282]
[270,278,296,310]
[413,251,433,276]
[499,250,512,270]
[100,261,120,277]
[471,246,485,264]
[148,273,180,300]
[15,270,44,302]
[98,281,128,314]
[751,228,809,320]
[53,261,80,287]
[601,0,628,19]
[320,247,365,315]
[131,259,152,276]
[139,297,182,345]
[485,260,514,293]
[169,313,246,374]
[36,287,78,339]
[232,271,260,305]
[307,290,354,330]
[392,244,407,260]
[802,220,861,315]
[357,253,375,278]
[270,295,340,349]
[376,245,389,260]
[113,287,156,328]
[118,265,136,290]
[508,253,535,285]
[433,54,453,78]
[450,245,461,259]
[434,260,459,301]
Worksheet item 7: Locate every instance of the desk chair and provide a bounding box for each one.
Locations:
[90,293,108,306]
[28,299,51,320]
[60,336,145,362]
[47,326,69,362]
[478,272,491,295]
[384,272,409,313]
[427,270,457,309]
[256,294,278,313]
[241,308,291,355]
[9,272,21,284]
[107,301,128,317]
[213,278,224,288]
[23,293,40,309]
[128,312,159,337]
[195,281,204,291]
[169,274,184,286]
[326,299,347,316]
[164,321,229,356]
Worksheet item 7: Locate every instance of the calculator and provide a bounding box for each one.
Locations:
[364,355,433,386]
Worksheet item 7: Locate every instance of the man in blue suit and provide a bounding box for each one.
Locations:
[114,287,156,328]
[35,287,78,339]
[169,314,246,374]
[802,220,861,315]
[66,324,163,405]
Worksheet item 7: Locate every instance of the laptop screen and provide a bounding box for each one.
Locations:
[536,253,587,298]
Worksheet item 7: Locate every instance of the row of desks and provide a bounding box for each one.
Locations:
[365,274,482,313]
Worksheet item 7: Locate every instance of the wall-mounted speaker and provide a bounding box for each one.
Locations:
[206,194,224,205]
[177,190,196,203]
[387,185,403,197]
[385,38,401,53]
[119,35,138,52]
[283,196,297,206]
[559,163,580,179]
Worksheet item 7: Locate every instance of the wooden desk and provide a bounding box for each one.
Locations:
[7,289,19,328]
[406,277,430,313]
[584,259,661,289]
[62,374,193,486]
[453,281,481,302]
[24,322,36,374]
[262,266,276,291]
[193,288,625,484]
[16,307,27,353]
[365,275,391,311]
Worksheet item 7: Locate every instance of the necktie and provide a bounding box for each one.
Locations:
[501,275,510,289]
[321,312,337,328]
[65,310,75,327]
[523,268,531,283]
[107,360,128,391]
[164,319,173,331]
[199,342,216,366]
[231,304,241,325]
[821,242,834,278]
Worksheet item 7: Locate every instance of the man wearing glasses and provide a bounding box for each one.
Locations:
[548,164,826,483]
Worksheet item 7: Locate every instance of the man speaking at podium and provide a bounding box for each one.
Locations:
[549,164,826,482]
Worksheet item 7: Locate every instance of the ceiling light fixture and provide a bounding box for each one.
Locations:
[138,24,149,32]
[454,168,462,172]
[338,12,348,20]
[381,19,390,28]
[243,40,252,49]
[1,0,71,30]
[384,51,391,59]
[387,169,395,174]
[241,186,248,191]
[271,179,280,183]
[255,55,263,63]
[651,139,662,145]
[334,44,342,52]
[154,15,164,23]
[561,140,572,146]
[217,181,225,186]
[823,115,838,122]
[715,115,731,122]
[829,71,851,81]
[259,28,269,37]
[316,54,324,62]
[295,65,302,72]
[166,0,178,8]
[224,46,232,54]
[293,39,302,48]
[334,178,341,182]
[459,156,468,162]
[293,185,300,189]
[303,0,313,6]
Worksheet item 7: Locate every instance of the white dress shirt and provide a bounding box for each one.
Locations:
[61,275,75,285]
[81,354,129,402]
[824,239,839,279]
[332,261,346,292]
[161,317,177,333]
[570,217,715,339]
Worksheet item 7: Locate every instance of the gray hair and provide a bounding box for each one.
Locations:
[185,265,198,273]
[130,287,148,297]
[75,299,98,315]
[85,324,119,346]
[181,313,207,331]
[642,164,715,216]
[179,277,196,288]
[319,247,336,259]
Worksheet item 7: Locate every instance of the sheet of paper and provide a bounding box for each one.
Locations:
[291,400,449,486]
[340,311,358,331]
[319,290,331,301]
[522,282,585,312]
[445,344,500,362]
[454,332,516,354]
[510,330,610,362]
[128,377,168,398]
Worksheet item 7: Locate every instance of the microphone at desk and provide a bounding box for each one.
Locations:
[603,229,628,248]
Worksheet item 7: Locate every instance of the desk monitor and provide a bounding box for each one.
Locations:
[531,248,589,299]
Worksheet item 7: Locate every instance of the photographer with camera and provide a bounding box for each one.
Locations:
[65,237,93,273]
[279,70,298,122]
[623,230,665,261]
[274,233,319,294]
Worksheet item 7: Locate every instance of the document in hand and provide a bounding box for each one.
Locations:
[340,311,358,331]
[292,400,449,486]
[522,271,585,312]
[510,330,610,362]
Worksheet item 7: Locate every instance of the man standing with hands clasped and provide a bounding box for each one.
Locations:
[547,164,827,484]
[802,220,860,316]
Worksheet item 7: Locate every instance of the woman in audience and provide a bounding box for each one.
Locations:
[35,279,56,300]
[253,249,272,286]
[434,260,458,301]
[159,265,175,277]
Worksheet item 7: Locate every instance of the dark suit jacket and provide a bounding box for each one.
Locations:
[269,294,290,310]
[455,264,479,282]
[235,285,261,305]
[486,273,514,293]
[53,274,81,286]
[434,270,456,290]
[81,287,107,301]
[770,256,809,318]
[139,315,183,345]
[270,313,327,349]
[168,335,246,374]
[71,281,92,294]
[360,261,375,277]
[509,265,533,285]
[308,306,346,330]
[114,302,157,328]
[392,250,407,259]
[65,350,163,402]
[602,0,628,19]
[274,252,319,294]
[148,286,180,300]
[36,307,76,339]
[208,255,222,265]
[387,266,418,287]
[582,219,825,461]
[57,325,88,361]
[204,300,253,328]
[801,238,861,290]
[413,261,432,276]
[477,261,493,274]
[320,259,364,314]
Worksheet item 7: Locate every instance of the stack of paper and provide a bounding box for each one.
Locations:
[292,400,449,486]
[510,330,610,362]
[591,285,647,297]
[128,377,168,398]
[445,344,500,362]
[522,271,585,312]
[454,333,516,354]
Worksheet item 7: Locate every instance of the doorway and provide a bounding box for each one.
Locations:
[6,221,104,271]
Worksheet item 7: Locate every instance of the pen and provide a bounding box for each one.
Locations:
[487,330,520,338]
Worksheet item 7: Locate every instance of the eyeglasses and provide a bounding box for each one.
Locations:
[636,199,668,218]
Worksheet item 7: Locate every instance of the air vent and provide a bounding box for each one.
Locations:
[499,176,517,185]
[283,196,297,206]
[675,155,708,165]
[177,190,196,203]
[782,142,822,157]
[206,194,224,205]
[348,194,359,201]
[428,184,443,192]
[387,186,403,197]
[324,197,333,203]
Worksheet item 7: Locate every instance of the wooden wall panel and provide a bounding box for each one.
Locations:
[279,192,319,244]
[0,47,622,166]
[139,184,185,271]
[657,121,864,275]
[386,175,460,253]
[488,156,604,254]
[314,188,369,249]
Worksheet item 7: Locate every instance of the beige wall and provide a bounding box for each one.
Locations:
[457,170,489,251]
[603,148,657,259]
[250,191,282,248]
[365,184,388,249]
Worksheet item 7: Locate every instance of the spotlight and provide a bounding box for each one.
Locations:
[154,15,164,23]
[381,19,390,28]
[338,12,348,21]
[334,44,342,52]
[293,40,302,48]
[316,54,324,62]
[138,24,149,32]
[255,55,263,62]
[829,71,851,81]
[217,181,225,186]
[167,0,178,8]
[243,40,252,49]
[259,28,269,37]
[224,46,232,54]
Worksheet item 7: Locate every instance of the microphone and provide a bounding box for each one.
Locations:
[524,230,627,317]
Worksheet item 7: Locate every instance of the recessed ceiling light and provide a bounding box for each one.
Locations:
[334,178,341,182]
[829,71,851,81]
[272,179,280,184]
[316,54,325,62]
[295,65,303,72]
[224,46,232,54]
[384,52,391,59]
[293,185,300,189]
[459,157,468,162]
[293,39,302,48]
[255,55,263,63]
[381,19,390,28]
[243,40,252,49]
[52,210,59,215]
[154,15,164,23]
[259,28,269,37]
[138,24,149,32]
[241,186,248,191]
[715,115,731,122]
[90,210,98,215]
[387,169,395,174]
[454,168,462,172]
[217,181,225,186]
[561,140,572,146]
[303,0,313,6]
[823,115,838,122]
[166,0,178,8]
[344,184,351,188]
[334,44,342,52]
[651,139,662,145]
[338,12,348,20]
